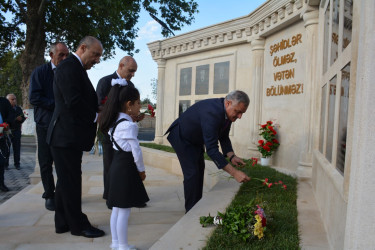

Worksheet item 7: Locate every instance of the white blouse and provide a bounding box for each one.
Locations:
[108,112,145,172]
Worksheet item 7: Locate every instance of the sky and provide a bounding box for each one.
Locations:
[87,0,266,103]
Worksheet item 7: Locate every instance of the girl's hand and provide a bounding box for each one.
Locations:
[139,171,146,181]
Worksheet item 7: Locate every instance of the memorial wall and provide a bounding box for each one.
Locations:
[263,22,306,171]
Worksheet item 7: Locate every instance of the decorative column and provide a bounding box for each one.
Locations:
[297,9,319,178]
[248,38,265,155]
[344,1,375,248]
[154,59,166,144]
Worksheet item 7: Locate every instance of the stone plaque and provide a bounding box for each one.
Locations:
[179,67,192,96]
[195,64,209,95]
[214,61,230,94]
[179,100,191,116]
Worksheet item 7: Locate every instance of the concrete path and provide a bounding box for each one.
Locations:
[0,136,330,250]
[0,137,185,250]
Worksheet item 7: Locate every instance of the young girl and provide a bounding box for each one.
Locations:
[99,81,149,250]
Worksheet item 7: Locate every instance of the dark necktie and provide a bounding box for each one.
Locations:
[221,119,230,134]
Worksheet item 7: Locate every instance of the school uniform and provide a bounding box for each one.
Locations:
[106,113,149,208]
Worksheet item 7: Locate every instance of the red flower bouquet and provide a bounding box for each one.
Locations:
[0,123,10,137]
[258,121,280,158]
[143,104,155,117]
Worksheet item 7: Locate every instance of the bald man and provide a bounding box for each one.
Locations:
[47,36,104,238]
[96,56,146,203]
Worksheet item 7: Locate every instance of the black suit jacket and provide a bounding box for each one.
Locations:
[166,98,233,169]
[9,106,26,131]
[47,54,98,151]
[96,71,135,106]
[0,97,15,125]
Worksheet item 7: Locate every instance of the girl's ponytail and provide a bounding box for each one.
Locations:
[99,85,122,133]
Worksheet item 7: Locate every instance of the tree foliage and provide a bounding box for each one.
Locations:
[0,51,23,105]
[0,0,198,108]
[0,0,198,58]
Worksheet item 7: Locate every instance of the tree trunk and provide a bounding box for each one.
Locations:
[19,0,46,109]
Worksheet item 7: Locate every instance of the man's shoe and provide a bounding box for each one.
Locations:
[56,225,70,234]
[72,226,105,238]
[15,165,20,170]
[0,184,9,192]
[4,165,9,170]
[45,198,55,211]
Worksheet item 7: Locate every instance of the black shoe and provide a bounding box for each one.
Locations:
[4,166,9,170]
[56,225,70,234]
[45,198,55,211]
[15,165,20,170]
[136,203,147,208]
[0,184,9,192]
[72,226,105,238]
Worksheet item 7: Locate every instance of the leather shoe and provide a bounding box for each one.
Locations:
[15,165,20,170]
[56,225,69,234]
[72,226,105,238]
[0,184,9,192]
[4,165,9,170]
[45,198,55,211]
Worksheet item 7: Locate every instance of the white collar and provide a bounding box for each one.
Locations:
[72,52,83,67]
[118,112,132,121]
[51,61,57,70]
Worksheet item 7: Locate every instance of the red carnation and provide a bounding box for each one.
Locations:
[267,121,273,124]
[258,140,264,145]
[263,145,270,151]
[272,139,279,144]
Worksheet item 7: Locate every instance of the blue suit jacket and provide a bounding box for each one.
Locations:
[166,98,233,169]
[29,62,55,128]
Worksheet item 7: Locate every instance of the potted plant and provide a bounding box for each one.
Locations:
[257,121,280,166]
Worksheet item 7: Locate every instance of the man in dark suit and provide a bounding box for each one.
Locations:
[29,42,69,211]
[5,94,26,170]
[96,56,145,202]
[47,36,104,238]
[166,90,251,212]
[0,97,15,192]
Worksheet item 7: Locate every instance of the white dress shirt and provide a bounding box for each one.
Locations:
[108,112,145,172]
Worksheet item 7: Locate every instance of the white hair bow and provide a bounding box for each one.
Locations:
[111,78,128,86]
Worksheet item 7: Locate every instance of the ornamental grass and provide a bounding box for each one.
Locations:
[204,162,299,250]
[140,143,299,249]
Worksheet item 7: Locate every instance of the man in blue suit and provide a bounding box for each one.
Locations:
[166,90,251,212]
[29,42,69,211]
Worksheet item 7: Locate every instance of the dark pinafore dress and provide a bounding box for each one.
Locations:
[106,118,149,208]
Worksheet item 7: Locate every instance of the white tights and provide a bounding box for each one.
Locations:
[110,207,132,250]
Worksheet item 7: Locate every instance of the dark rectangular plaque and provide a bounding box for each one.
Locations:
[214,61,230,94]
[179,100,191,116]
[179,67,192,96]
[195,64,209,95]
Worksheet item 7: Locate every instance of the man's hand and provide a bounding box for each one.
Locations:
[139,171,146,181]
[130,113,145,122]
[231,155,246,167]
[16,116,23,122]
[223,164,250,183]
[232,169,250,183]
